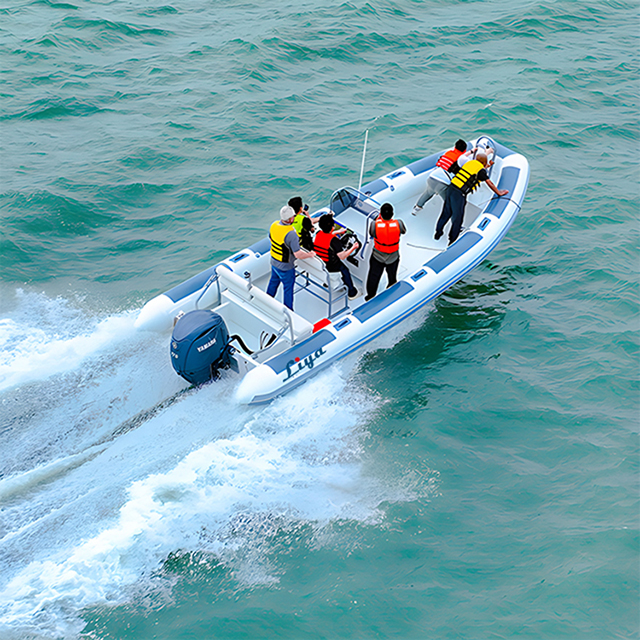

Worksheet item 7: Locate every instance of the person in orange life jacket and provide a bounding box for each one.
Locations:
[266,205,316,310]
[365,203,407,302]
[313,214,360,300]
[435,152,508,245]
[411,139,467,216]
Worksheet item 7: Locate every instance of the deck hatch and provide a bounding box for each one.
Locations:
[411,269,427,281]
[424,232,482,274]
[352,281,414,323]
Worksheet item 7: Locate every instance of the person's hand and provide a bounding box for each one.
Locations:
[498,189,508,196]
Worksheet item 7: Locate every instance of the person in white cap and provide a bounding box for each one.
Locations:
[266,205,316,310]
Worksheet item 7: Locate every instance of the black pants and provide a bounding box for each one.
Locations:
[366,255,399,300]
[329,261,357,297]
[436,187,466,243]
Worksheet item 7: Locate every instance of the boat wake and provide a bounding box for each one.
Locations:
[0,289,436,639]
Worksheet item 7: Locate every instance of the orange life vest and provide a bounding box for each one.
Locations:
[436,148,464,172]
[313,230,333,263]
[373,218,401,253]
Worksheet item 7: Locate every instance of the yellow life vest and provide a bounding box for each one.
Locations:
[270,220,294,262]
[292,213,305,235]
[451,159,484,195]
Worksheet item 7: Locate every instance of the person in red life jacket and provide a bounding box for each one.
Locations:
[435,152,508,245]
[411,139,467,216]
[313,214,360,300]
[365,203,406,302]
[266,205,316,310]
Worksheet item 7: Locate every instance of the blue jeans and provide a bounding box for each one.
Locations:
[266,265,295,310]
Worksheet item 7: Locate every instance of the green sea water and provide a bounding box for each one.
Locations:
[0,1,638,638]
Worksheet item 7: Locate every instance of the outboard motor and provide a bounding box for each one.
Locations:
[170,310,231,385]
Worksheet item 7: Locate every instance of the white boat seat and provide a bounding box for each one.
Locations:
[249,286,313,342]
[297,256,342,290]
[216,266,312,344]
[216,266,252,301]
[296,256,347,317]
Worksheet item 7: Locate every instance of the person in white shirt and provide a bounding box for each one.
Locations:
[412,139,467,216]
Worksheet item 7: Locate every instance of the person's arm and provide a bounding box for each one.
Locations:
[485,179,508,197]
[287,229,316,259]
[336,240,359,261]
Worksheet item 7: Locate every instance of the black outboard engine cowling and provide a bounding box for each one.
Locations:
[170,310,231,385]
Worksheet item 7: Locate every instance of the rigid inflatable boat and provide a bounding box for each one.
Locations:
[135,136,529,404]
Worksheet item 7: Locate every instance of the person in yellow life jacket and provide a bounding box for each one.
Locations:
[288,196,315,251]
[313,214,360,300]
[411,139,467,216]
[266,205,316,310]
[435,152,508,245]
[365,203,407,302]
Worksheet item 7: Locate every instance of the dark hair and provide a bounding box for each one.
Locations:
[301,216,313,231]
[380,203,394,220]
[319,214,334,233]
[288,196,303,213]
[455,139,467,152]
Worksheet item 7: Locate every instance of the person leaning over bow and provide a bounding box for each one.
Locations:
[313,213,360,300]
[434,151,508,245]
[412,139,467,216]
[267,205,316,310]
[365,202,406,302]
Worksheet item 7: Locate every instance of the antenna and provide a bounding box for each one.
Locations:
[357,129,369,192]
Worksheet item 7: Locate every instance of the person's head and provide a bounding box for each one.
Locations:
[319,214,334,233]
[455,139,467,152]
[380,203,394,220]
[288,196,303,214]
[301,216,313,232]
[475,152,488,167]
[280,205,296,223]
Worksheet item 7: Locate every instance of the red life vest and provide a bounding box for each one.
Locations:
[313,230,333,263]
[436,148,464,172]
[373,218,401,253]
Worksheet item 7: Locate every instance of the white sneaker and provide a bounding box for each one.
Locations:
[411,205,422,216]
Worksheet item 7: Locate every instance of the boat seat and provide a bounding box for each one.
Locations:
[249,286,313,342]
[296,256,347,317]
[216,266,312,344]
[216,266,252,301]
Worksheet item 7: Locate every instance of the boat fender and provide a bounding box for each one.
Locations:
[170,310,231,385]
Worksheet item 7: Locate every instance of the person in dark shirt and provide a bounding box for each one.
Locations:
[313,214,360,300]
[435,152,508,245]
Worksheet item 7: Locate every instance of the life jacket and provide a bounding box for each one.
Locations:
[313,230,333,263]
[270,220,294,262]
[436,148,464,172]
[292,213,305,235]
[451,159,485,196]
[373,218,401,253]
